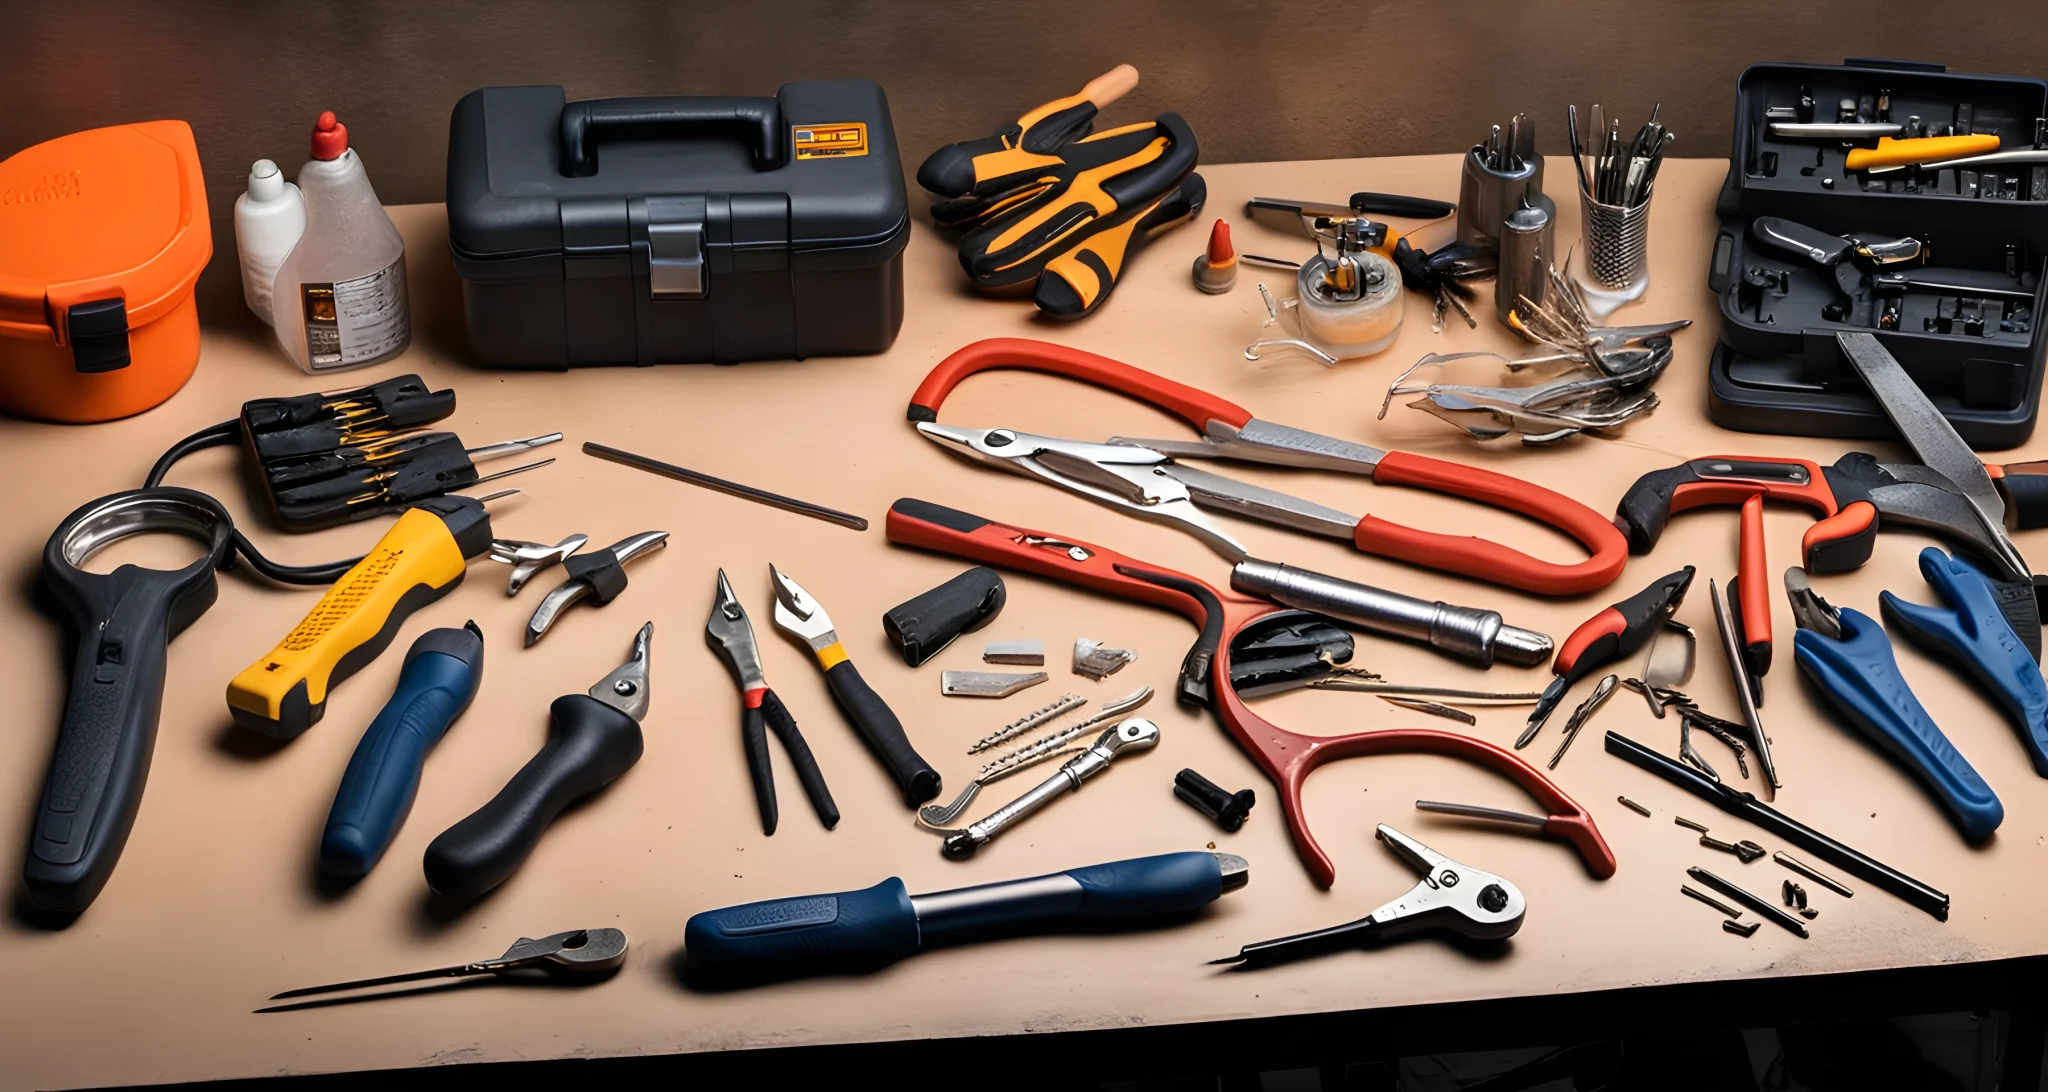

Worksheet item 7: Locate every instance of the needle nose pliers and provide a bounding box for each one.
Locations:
[706,569,838,835]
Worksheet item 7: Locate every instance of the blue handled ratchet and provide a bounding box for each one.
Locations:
[1786,570,2002,840]
[1880,548,2048,777]
[683,850,1248,983]
[320,622,484,876]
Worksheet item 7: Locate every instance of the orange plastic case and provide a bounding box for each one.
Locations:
[0,120,211,422]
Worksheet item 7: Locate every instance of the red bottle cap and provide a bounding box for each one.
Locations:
[310,111,349,161]
[1206,219,1235,266]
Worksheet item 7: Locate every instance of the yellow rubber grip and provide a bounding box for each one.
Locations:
[226,508,468,731]
[1845,134,2000,170]
[815,640,850,671]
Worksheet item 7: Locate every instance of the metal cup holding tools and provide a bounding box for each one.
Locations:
[1578,190,1653,300]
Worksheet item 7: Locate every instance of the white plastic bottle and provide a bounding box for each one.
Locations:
[270,111,411,372]
[233,159,306,327]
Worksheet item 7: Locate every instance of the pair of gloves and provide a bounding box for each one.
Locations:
[917,65,1203,319]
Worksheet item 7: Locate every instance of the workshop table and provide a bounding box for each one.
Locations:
[3,156,2046,1090]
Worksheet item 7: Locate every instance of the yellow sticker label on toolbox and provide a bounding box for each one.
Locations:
[793,122,869,159]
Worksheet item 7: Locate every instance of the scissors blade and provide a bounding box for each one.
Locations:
[1154,462,1361,541]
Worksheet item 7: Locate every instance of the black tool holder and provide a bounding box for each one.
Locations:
[237,373,459,531]
[1707,59,2048,448]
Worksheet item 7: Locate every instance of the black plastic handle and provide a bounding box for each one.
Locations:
[1349,192,1455,220]
[27,489,229,914]
[423,693,644,898]
[559,95,784,177]
[2001,462,2048,530]
[741,703,779,836]
[823,660,939,806]
[761,690,838,829]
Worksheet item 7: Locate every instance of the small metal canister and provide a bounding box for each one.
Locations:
[1458,148,1546,252]
[1495,203,1553,324]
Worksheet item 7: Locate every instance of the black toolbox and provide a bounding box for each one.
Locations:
[1707,58,2048,448]
[446,81,909,367]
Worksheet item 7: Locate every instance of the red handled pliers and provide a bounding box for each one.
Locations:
[908,338,1628,596]
[885,496,1617,887]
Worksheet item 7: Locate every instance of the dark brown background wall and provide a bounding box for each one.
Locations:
[7,0,2047,323]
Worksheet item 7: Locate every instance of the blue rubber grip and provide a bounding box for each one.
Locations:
[1794,607,2003,840]
[1881,548,2048,778]
[1066,851,1224,916]
[684,878,920,979]
[320,625,483,876]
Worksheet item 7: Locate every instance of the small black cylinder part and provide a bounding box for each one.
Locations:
[882,567,1006,667]
[1174,768,1255,832]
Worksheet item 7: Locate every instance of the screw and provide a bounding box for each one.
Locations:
[1724,919,1762,937]
[1173,768,1255,832]
[1617,796,1652,817]
[1799,907,1818,920]
[1479,884,1509,912]
[1675,816,1710,833]
[613,680,637,697]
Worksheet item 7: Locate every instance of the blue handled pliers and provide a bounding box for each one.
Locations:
[1786,562,2003,841]
[1881,548,2048,778]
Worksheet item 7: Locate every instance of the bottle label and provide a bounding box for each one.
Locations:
[302,258,410,370]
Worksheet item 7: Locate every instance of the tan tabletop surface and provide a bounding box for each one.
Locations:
[3,155,2045,1089]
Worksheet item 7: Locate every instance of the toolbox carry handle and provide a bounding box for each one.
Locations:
[560,95,785,177]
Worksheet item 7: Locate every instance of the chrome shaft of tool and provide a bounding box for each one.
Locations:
[1549,674,1618,769]
[929,718,1159,859]
[1710,577,1778,791]
[1232,557,1551,668]
[923,689,1150,826]
[488,533,588,595]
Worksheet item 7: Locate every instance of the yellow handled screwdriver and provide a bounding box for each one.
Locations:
[1845,134,2000,171]
[228,490,523,740]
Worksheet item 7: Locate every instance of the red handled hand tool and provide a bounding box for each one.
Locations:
[1518,567,1695,749]
[908,338,1627,596]
[885,497,1616,888]
[1614,452,2047,657]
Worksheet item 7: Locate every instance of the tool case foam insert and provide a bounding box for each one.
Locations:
[446,81,908,367]
[1708,59,2048,448]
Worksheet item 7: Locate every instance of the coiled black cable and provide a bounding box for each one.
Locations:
[145,420,361,585]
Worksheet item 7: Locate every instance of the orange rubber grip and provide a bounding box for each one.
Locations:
[1738,495,1772,654]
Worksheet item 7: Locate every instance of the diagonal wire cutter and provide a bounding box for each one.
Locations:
[706,569,838,835]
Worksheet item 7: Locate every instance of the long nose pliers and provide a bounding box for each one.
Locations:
[706,569,838,835]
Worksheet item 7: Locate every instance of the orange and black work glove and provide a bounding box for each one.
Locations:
[917,65,1204,320]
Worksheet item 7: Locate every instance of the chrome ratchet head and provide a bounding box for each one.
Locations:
[1368,825,1526,943]
[1090,716,1162,758]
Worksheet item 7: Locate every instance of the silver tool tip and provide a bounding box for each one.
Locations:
[1213,852,1250,893]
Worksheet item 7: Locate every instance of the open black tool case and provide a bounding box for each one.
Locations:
[1706,59,2048,448]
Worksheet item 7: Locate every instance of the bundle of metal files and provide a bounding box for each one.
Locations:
[1570,103,1675,208]
[1380,264,1689,443]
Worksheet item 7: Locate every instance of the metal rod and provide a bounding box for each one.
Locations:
[1687,867,1808,938]
[582,442,868,531]
[1774,850,1855,898]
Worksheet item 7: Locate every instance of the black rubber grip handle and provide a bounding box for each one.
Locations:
[823,660,939,806]
[762,690,839,829]
[559,95,784,176]
[882,567,1007,666]
[2002,463,2048,530]
[25,585,180,912]
[741,704,779,836]
[1350,191,1455,219]
[423,693,644,899]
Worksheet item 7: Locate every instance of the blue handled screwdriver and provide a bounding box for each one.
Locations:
[683,851,1248,985]
[320,622,485,876]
